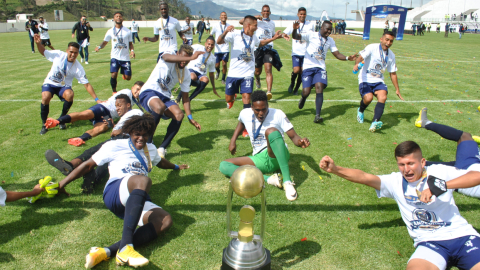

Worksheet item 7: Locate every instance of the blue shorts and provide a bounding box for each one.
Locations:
[110,59,132,76]
[417,235,480,269]
[103,178,152,220]
[359,82,388,97]
[183,39,193,45]
[189,68,206,80]
[225,77,253,96]
[302,67,328,88]
[455,141,480,170]
[292,55,304,68]
[89,104,112,125]
[139,90,177,114]
[215,52,230,64]
[157,51,177,63]
[41,84,71,101]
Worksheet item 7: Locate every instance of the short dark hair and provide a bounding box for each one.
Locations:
[39,16,43,19]
[158,1,168,7]
[322,20,332,27]
[251,90,268,104]
[115,94,131,104]
[262,4,270,10]
[206,35,215,43]
[383,31,395,37]
[114,11,123,16]
[134,81,144,87]
[395,141,422,159]
[122,114,156,138]
[67,42,80,50]
[178,44,194,56]
[244,15,257,24]
[298,7,306,12]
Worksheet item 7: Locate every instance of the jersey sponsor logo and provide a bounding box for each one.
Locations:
[259,29,272,40]
[410,208,451,231]
[434,179,446,192]
[368,63,384,78]
[122,161,148,176]
[157,75,172,90]
[161,28,172,40]
[114,37,127,50]
[49,71,64,83]
[238,47,253,62]
[252,134,265,148]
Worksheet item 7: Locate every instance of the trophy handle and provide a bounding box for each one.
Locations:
[227,185,235,237]
[260,187,266,241]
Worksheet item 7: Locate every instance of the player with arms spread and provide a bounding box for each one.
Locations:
[320,141,480,270]
[210,12,231,85]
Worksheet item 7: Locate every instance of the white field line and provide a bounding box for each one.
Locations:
[1,99,478,103]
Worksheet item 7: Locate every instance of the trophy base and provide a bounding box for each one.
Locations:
[221,248,271,270]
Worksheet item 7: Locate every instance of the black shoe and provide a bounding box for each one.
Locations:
[40,126,48,135]
[314,115,323,123]
[298,97,306,109]
[59,124,67,130]
[45,150,73,176]
[82,169,97,194]
[288,84,294,93]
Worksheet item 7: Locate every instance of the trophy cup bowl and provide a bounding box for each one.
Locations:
[230,165,264,199]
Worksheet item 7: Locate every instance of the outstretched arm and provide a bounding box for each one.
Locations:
[332,51,358,61]
[83,83,102,103]
[95,41,108,52]
[229,122,245,155]
[319,155,381,190]
[34,34,46,56]
[285,128,310,148]
[58,159,97,190]
[156,158,189,170]
[209,72,220,98]
[259,30,283,47]
[181,92,201,131]
[5,187,44,202]
[389,72,404,100]
[143,35,159,43]
[161,51,204,63]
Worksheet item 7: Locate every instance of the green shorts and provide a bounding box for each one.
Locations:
[249,149,290,174]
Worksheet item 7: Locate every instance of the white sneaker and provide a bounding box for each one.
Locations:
[157,147,166,158]
[81,58,84,63]
[266,173,283,188]
[85,61,89,64]
[284,181,297,201]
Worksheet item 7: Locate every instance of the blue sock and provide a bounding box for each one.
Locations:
[189,81,207,100]
[58,115,72,124]
[79,133,92,141]
[425,123,463,142]
[41,103,49,124]
[315,93,323,115]
[110,77,117,92]
[243,103,251,109]
[61,101,73,117]
[119,189,147,250]
[107,223,157,256]
[160,120,182,148]
[373,102,385,122]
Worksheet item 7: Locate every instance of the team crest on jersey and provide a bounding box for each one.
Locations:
[49,71,64,83]
[410,208,451,230]
[253,134,265,147]
[368,63,384,78]
[122,162,148,176]
[311,47,326,61]
[238,47,253,62]
[157,75,172,90]
[115,37,127,50]
[259,29,271,40]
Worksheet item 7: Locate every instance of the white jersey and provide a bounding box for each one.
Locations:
[0,186,5,207]
[180,22,195,40]
[211,22,231,53]
[376,164,480,247]
[256,20,275,48]
[301,32,338,71]
[224,29,260,78]
[100,89,134,119]
[104,26,132,61]
[113,109,144,131]
[283,21,316,56]
[359,43,397,84]
[130,21,139,33]
[92,139,162,188]
[140,53,191,97]
[38,22,50,39]
[42,50,89,87]
[238,108,293,156]
[187,44,215,75]
[153,16,182,53]
[206,22,211,29]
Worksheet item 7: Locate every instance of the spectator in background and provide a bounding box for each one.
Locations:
[436,23,441,33]
[459,23,463,39]
[197,18,206,43]
[475,13,478,22]
[411,22,417,36]
[384,20,389,33]
[72,15,93,64]
[25,15,39,53]
[445,22,449,37]
[427,22,431,33]
[205,19,211,34]
[332,20,337,34]
[392,22,397,37]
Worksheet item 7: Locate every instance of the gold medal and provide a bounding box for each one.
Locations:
[246,50,251,57]
[114,38,117,42]
[200,64,206,70]
[81,31,84,33]
[61,81,65,86]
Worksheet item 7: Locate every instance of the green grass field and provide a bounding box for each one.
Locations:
[0,27,479,269]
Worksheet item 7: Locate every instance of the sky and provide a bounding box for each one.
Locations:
[206,0,433,19]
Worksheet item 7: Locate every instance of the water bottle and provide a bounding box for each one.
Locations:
[353,62,364,74]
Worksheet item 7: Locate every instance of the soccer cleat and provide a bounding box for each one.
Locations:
[287,84,294,94]
[267,173,283,188]
[32,51,35,53]
[357,108,364,123]
[266,92,273,101]
[415,107,429,128]
[242,129,249,137]
[85,247,109,269]
[68,138,85,147]
[85,61,89,65]
[478,105,480,112]
[227,101,234,109]
[369,121,383,132]
[45,118,60,129]
[59,124,67,130]
[221,79,226,85]
[255,78,261,89]
[284,181,297,201]
[473,136,480,145]
[115,245,149,267]
[298,96,306,109]
[215,72,219,80]
[122,74,126,80]
[157,147,166,158]
[82,169,97,194]
[314,115,323,123]
[112,91,117,95]
[45,150,73,176]
[81,58,84,63]
[40,126,48,135]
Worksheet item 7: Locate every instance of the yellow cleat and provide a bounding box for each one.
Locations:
[473,136,480,145]
[85,247,109,269]
[415,107,428,128]
[116,245,149,268]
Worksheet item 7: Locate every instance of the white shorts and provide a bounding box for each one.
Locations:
[0,186,6,206]
[408,245,447,270]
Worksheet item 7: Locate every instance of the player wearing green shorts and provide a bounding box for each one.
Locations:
[219,90,310,201]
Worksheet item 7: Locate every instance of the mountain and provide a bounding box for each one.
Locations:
[184,0,319,20]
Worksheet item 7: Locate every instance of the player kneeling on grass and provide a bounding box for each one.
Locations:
[219,90,310,201]
[319,141,480,270]
[45,82,143,146]
[55,115,188,268]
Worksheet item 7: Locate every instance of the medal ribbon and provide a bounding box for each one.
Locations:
[317,32,325,54]
[379,44,389,69]
[220,22,226,34]
[113,26,123,37]
[402,169,428,199]
[128,138,152,173]
[202,52,211,65]
[241,30,253,52]
[251,109,269,139]
[160,16,170,31]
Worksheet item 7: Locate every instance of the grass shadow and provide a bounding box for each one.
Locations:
[270,240,322,269]
[0,253,14,263]
[358,217,405,230]
[289,153,325,187]
[321,103,357,122]
[167,129,234,159]
[379,112,418,132]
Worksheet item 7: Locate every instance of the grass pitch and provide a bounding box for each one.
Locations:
[0,27,479,269]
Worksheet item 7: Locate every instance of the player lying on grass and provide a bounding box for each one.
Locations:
[54,114,188,269]
[219,90,310,201]
[0,185,44,206]
[320,141,480,270]
[415,107,480,198]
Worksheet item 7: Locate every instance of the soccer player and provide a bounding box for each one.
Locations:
[239,5,282,100]
[210,11,231,85]
[44,82,143,145]
[175,36,220,103]
[143,2,186,62]
[353,31,404,132]
[283,7,316,95]
[292,20,357,123]
[95,12,135,94]
[181,16,195,45]
[35,35,101,135]
[138,44,202,158]
[130,19,140,44]
[217,15,282,110]
[38,16,54,50]
[54,115,188,268]
[319,141,480,270]
[72,16,93,64]
[25,15,39,53]
[219,90,310,201]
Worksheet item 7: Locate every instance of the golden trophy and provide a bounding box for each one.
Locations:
[221,165,271,270]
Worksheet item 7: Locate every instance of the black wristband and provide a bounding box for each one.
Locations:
[427,175,447,197]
